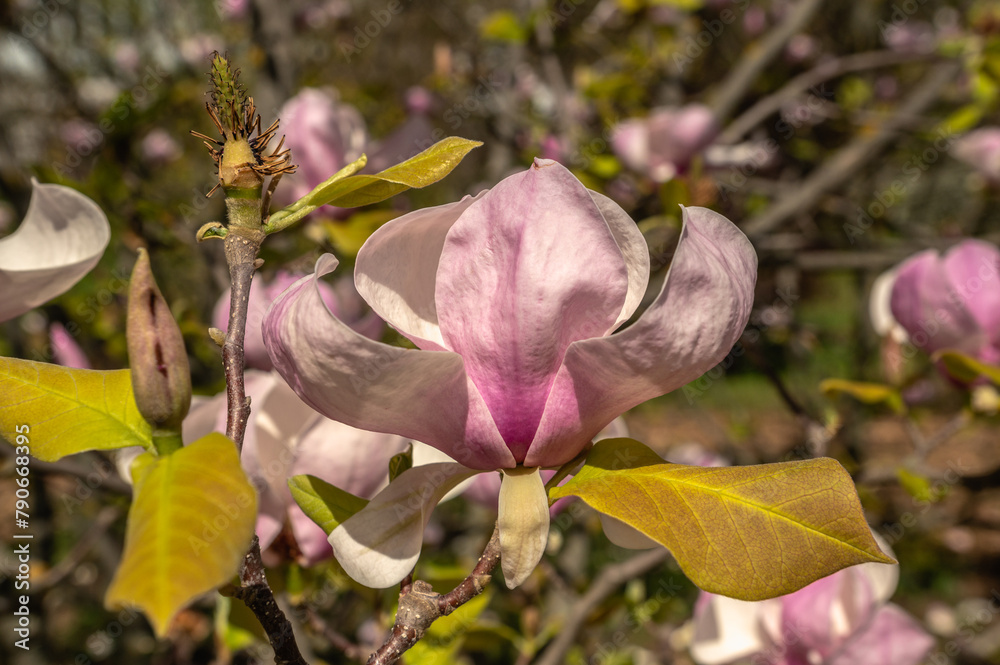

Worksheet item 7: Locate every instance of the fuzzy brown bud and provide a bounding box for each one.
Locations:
[126,249,191,432]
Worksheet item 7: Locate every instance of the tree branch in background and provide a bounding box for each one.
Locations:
[533,548,670,665]
[719,50,938,144]
[742,60,961,240]
[709,0,826,122]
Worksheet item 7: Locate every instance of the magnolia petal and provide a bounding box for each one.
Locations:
[599,513,659,549]
[689,592,770,665]
[869,267,909,343]
[828,604,935,665]
[497,467,550,589]
[588,191,651,329]
[0,181,110,322]
[294,415,409,499]
[526,206,756,467]
[263,254,514,470]
[355,193,485,350]
[890,250,983,356]
[436,160,629,460]
[941,240,1000,347]
[329,462,479,588]
[611,120,650,174]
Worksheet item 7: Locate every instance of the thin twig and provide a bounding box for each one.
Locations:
[719,50,937,144]
[533,548,670,665]
[220,216,306,665]
[708,0,826,122]
[741,60,960,239]
[33,506,121,591]
[367,525,502,665]
[301,604,366,661]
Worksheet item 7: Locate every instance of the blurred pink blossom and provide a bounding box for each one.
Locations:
[277,88,368,206]
[141,128,181,165]
[49,322,90,369]
[183,370,409,565]
[612,105,719,183]
[690,552,933,665]
[951,128,1000,184]
[889,239,1000,364]
[213,270,384,372]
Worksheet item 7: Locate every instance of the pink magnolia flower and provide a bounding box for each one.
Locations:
[263,159,756,589]
[184,370,410,565]
[0,181,110,322]
[889,240,1000,364]
[952,128,1000,184]
[277,88,368,206]
[611,104,719,183]
[214,271,383,371]
[690,555,933,665]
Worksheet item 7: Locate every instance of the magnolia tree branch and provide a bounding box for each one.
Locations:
[533,548,670,665]
[368,525,502,665]
[742,60,960,240]
[718,50,937,144]
[219,226,309,665]
[708,0,826,122]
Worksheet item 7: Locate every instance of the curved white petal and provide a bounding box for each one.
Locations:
[329,462,480,588]
[589,191,651,329]
[600,513,659,549]
[498,467,550,589]
[0,181,110,322]
[689,593,771,665]
[355,193,486,350]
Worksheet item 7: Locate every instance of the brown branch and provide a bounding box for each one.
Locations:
[718,50,937,144]
[741,60,960,240]
[219,220,306,665]
[532,548,670,665]
[708,0,826,122]
[301,604,366,661]
[367,525,502,665]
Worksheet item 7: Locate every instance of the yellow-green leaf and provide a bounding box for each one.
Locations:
[264,138,481,235]
[288,474,368,535]
[550,438,895,601]
[820,378,905,414]
[311,137,483,208]
[105,433,257,636]
[0,357,152,461]
[933,349,1000,385]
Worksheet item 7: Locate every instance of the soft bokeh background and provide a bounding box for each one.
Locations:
[1,0,1000,663]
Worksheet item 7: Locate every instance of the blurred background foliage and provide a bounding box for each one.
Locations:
[2,0,1000,663]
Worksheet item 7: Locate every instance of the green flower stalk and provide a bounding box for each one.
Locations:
[126,249,191,454]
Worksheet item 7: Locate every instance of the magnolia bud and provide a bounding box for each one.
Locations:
[126,249,191,432]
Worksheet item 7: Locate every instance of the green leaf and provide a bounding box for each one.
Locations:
[0,358,152,461]
[406,590,492,665]
[105,433,257,636]
[480,11,528,43]
[820,378,905,414]
[550,438,895,601]
[933,349,1000,385]
[288,474,369,535]
[895,467,938,503]
[312,137,483,208]
[389,444,414,481]
[264,138,481,234]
